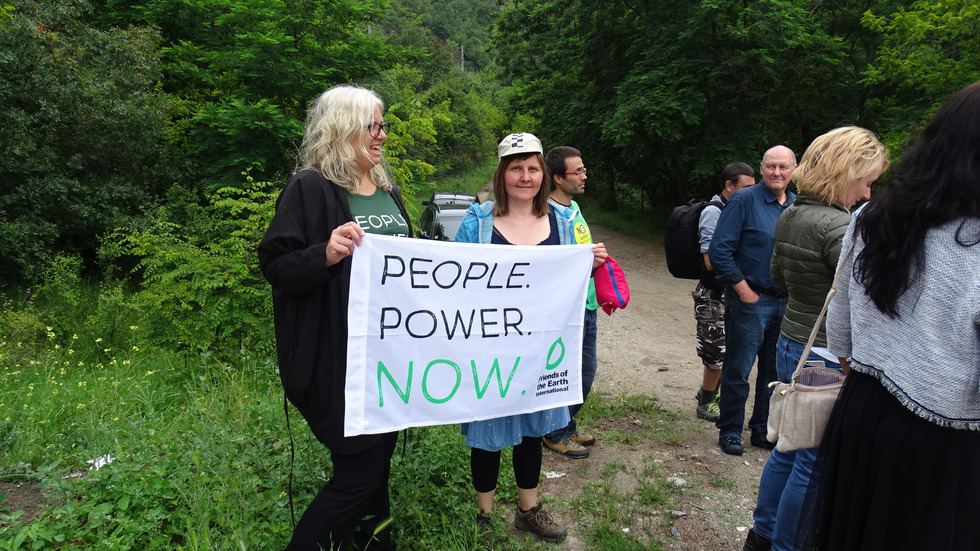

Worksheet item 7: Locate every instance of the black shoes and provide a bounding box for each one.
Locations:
[751,430,775,450]
[742,527,773,551]
[719,434,744,455]
[695,387,721,422]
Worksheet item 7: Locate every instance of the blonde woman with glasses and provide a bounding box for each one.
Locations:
[742,126,888,551]
[809,82,980,551]
[259,84,411,551]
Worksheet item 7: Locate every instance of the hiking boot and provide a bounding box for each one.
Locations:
[475,512,492,530]
[543,435,590,458]
[475,512,493,550]
[719,434,744,456]
[742,527,773,551]
[514,504,567,542]
[569,430,596,446]
[695,388,721,422]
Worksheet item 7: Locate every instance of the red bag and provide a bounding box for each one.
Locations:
[594,255,630,315]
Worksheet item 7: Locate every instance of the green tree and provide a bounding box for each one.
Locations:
[379,1,458,84]
[862,0,980,150]
[391,0,500,73]
[0,0,175,284]
[494,0,912,206]
[105,180,278,363]
[89,0,406,188]
[377,0,505,177]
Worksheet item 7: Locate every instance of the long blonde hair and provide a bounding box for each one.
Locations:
[300,85,392,193]
[792,126,888,205]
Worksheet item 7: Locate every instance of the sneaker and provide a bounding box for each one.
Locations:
[751,430,775,450]
[514,504,567,542]
[742,527,773,551]
[543,435,590,458]
[569,430,596,446]
[695,388,721,422]
[719,434,744,456]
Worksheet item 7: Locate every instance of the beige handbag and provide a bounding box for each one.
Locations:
[766,242,853,453]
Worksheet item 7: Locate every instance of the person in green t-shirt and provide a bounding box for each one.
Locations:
[542,146,604,459]
[258,84,411,550]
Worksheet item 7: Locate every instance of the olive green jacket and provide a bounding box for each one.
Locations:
[770,193,851,346]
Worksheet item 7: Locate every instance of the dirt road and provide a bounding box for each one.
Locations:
[540,223,769,551]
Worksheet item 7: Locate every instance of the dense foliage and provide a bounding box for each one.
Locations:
[493,0,919,206]
[3,0,975,287]
[89,0,405,188]
[0,0,503,287]
[1,0,977,547]
[0,1,175,283]
[862,0,980,152]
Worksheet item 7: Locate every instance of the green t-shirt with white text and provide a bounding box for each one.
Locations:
[348,187,410,237]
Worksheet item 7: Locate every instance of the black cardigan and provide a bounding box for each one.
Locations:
[258,168,413,454]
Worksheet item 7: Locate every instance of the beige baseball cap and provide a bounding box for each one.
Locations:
[497,132,543,159]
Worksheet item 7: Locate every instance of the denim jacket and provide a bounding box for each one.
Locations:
[455,200,577,245]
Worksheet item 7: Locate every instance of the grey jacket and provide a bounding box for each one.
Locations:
[828,211,980,429]
[770,193,850,346]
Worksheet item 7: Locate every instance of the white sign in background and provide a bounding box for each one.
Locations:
[345,234,593,436]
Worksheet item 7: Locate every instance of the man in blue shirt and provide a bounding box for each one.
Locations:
[708,145,797,456]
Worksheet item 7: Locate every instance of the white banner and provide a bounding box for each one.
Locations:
[344,234,593,436]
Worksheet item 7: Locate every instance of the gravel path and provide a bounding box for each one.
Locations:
[537,223,770,551]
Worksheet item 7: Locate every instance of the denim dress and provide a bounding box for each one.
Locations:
[455,201,574,451]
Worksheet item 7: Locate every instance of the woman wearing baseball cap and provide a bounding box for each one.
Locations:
[455,132,607,543]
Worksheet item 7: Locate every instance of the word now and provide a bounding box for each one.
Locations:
[381,255,531,290]
[376,338,567,406]
[379,306,524,339]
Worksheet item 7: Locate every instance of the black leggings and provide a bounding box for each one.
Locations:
[470,436,543,493]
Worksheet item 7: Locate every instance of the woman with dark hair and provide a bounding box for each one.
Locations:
[258,85,411,550]
[742,126,888,551]
[807,82,980,550]
[455,132,607,543]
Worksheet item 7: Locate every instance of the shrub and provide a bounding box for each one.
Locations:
[0,287,49,366]
[106,179,277,364]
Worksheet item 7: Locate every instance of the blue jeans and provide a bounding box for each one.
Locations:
[753,334,841,551]
[547,308,598,440]
[716,292,785,440]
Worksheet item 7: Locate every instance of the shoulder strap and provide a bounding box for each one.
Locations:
[792,238,856,379]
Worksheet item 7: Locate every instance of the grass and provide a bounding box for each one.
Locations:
[0,333,715,550]
[0,192,712,549]
[434,158,497,196]
[579,203,667,242]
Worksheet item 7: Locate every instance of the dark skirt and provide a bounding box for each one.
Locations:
[805,370,980,551]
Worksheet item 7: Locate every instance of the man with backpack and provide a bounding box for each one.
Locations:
[693,162,756,422]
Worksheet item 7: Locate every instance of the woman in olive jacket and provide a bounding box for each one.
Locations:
[259,85,411,551]
[741,127,888,551]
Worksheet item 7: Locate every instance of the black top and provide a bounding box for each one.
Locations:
[257,168,413,454]
[490,211,559,245]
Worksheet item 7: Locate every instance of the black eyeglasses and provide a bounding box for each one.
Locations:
[365,122,391,137]
[564,168,587,176]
